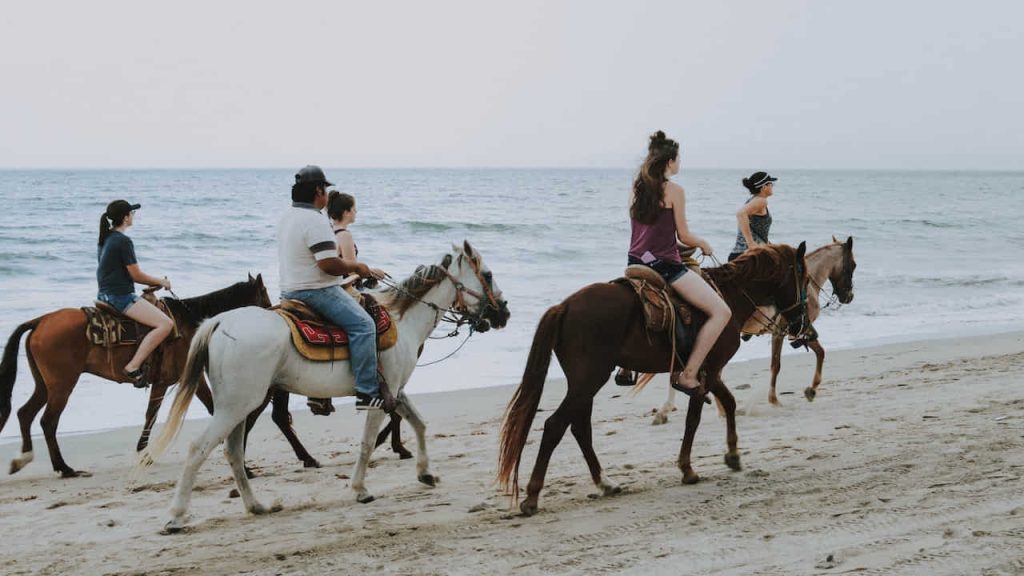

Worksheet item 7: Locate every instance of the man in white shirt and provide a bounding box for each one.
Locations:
[277,165,392,411]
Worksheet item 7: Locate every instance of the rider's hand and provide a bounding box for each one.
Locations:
[701,242,714,257]
[161,277,172,290]
[367,267,388,280]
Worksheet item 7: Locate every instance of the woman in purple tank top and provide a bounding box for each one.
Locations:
[626,131,731,399]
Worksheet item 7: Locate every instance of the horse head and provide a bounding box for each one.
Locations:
[828,236,856,304]
[447,241,510,332]
[764,242,817,343]
[245,273,273,308]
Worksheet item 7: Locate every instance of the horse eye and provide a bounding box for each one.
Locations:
[483,271,493,283]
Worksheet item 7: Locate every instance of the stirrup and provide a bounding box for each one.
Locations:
[124,364,150,389]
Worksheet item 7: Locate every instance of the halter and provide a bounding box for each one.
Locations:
[711,252,811,339]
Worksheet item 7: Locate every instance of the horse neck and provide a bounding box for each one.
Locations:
[806,245,840,297]
[397,278,459,346]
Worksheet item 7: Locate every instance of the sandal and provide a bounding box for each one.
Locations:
[670,374,711,405]
[307,397,336,416]
[613,368,636,387]
[123,364,150,389]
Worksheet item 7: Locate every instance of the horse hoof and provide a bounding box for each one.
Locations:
[804,388,817,402]
[418,473,439,487]
[357,493,376,504]
[602,484,623,496]
[651,413,668,426]
[303,459,322,469]
[398,450,414,460]
[681,472,701,485]
[769,397,782,407]
[244,467,256,479]
[251,501,282,515]
[519,500,538,517]
[161,521,186,535]
[725,453,742,471]
[61,469,91,478]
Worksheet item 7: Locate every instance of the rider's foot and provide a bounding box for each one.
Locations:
[355,392,386,411]
[613,368,636,386]
[307,397,336,416]
[670,372,711,404]
[123,365,149,389]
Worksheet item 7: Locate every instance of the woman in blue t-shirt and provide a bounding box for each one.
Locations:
[96,199,173,388]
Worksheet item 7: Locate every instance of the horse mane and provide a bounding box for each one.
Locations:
[163,280,254,326]
[377,254,454,316]
[705,244,796,287]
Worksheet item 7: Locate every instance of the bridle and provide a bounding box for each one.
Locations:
[711,252,811,341]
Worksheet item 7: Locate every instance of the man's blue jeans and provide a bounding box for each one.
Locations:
[281,285,380,397]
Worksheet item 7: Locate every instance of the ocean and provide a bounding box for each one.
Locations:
[1,168,1022,439]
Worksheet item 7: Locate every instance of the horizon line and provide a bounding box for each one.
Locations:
[1,165,1022,173]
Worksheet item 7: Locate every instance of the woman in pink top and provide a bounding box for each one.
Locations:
[627,131,731,398]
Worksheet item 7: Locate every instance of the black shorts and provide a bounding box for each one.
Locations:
[627,255,688,284]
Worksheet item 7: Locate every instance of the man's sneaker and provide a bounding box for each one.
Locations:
[355,392,385,411]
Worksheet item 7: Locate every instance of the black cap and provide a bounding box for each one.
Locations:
[743,172,778,192]
[105,199,141,221]
[295,165,333,186]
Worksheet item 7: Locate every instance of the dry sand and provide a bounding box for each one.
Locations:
[1,331,1023,575]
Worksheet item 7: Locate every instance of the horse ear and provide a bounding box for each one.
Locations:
[248,272,254,282]
[832,235,838,243]
[797,241,807,259]
[845,236,853,249]
[463,240,475,259]
[256,273,264,285]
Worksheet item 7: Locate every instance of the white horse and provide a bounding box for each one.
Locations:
[651,237,855,424]
[138,242,509,532]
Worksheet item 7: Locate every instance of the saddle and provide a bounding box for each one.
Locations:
[83,291,180,347]
[614,265,698,333]
[274,294,398,362]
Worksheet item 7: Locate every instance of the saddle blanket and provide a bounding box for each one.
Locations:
[275,296,398,362]
[82,299,180,347]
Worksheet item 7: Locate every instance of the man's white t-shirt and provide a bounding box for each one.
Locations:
[277,203,340,292]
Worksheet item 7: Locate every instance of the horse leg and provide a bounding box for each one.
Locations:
[39,381,85,477]
[652,384,676,426]
[804,340,825,402]
[570,398,620,497]
[376,414,412,459]
[241,391,273,478]
[10,379,46,474]
[137,383,168,452]
[269,389,320,469]
[768,333,784,406]
[521,397,577,516]
[165,413,245,533]
[351,409,388,504]
[709,372,742,471]
[224,422,280,516]
[393,392,435,485]
[677,393,707,484]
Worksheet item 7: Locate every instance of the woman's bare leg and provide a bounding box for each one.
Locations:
[669,272,731,390]
[123,299,173,372]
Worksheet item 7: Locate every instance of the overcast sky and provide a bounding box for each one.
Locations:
[1,1,1021,170]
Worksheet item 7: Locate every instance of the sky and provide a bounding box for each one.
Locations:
[1,1,1021,170]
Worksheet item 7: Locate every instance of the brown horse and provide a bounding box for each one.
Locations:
[497,243,814,516]
[0,274,320,477]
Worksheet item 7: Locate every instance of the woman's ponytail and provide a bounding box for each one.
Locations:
[98,214,112,246]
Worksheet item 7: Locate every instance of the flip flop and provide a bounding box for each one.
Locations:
[670,377,711,405]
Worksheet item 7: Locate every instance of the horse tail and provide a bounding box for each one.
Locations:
[497,304,563,502]
[137,318,219,470]
[0,317,42,431]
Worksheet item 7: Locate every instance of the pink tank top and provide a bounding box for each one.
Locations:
[629,208,681,264]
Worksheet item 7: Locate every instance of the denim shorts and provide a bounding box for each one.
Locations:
[97,292,140,313]
[627,255,688,284]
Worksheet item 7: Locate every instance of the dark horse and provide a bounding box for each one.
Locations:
[0,274,318,477]
[498,243,814,516]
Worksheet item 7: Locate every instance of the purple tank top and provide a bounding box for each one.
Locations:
[629,208,681,264]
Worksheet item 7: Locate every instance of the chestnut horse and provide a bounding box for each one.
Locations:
[0,275,322,477]
[498,243,814,516]
[651,236,857,424]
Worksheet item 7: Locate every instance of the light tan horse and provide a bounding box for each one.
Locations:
[652,237,855,424]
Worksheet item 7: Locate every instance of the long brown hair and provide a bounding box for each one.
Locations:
[630,131,680,225]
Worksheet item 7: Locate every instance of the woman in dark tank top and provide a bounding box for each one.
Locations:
[625,131,731,399]
[728,171,776,262]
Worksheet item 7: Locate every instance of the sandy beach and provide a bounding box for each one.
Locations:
[2,331,1023,575]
